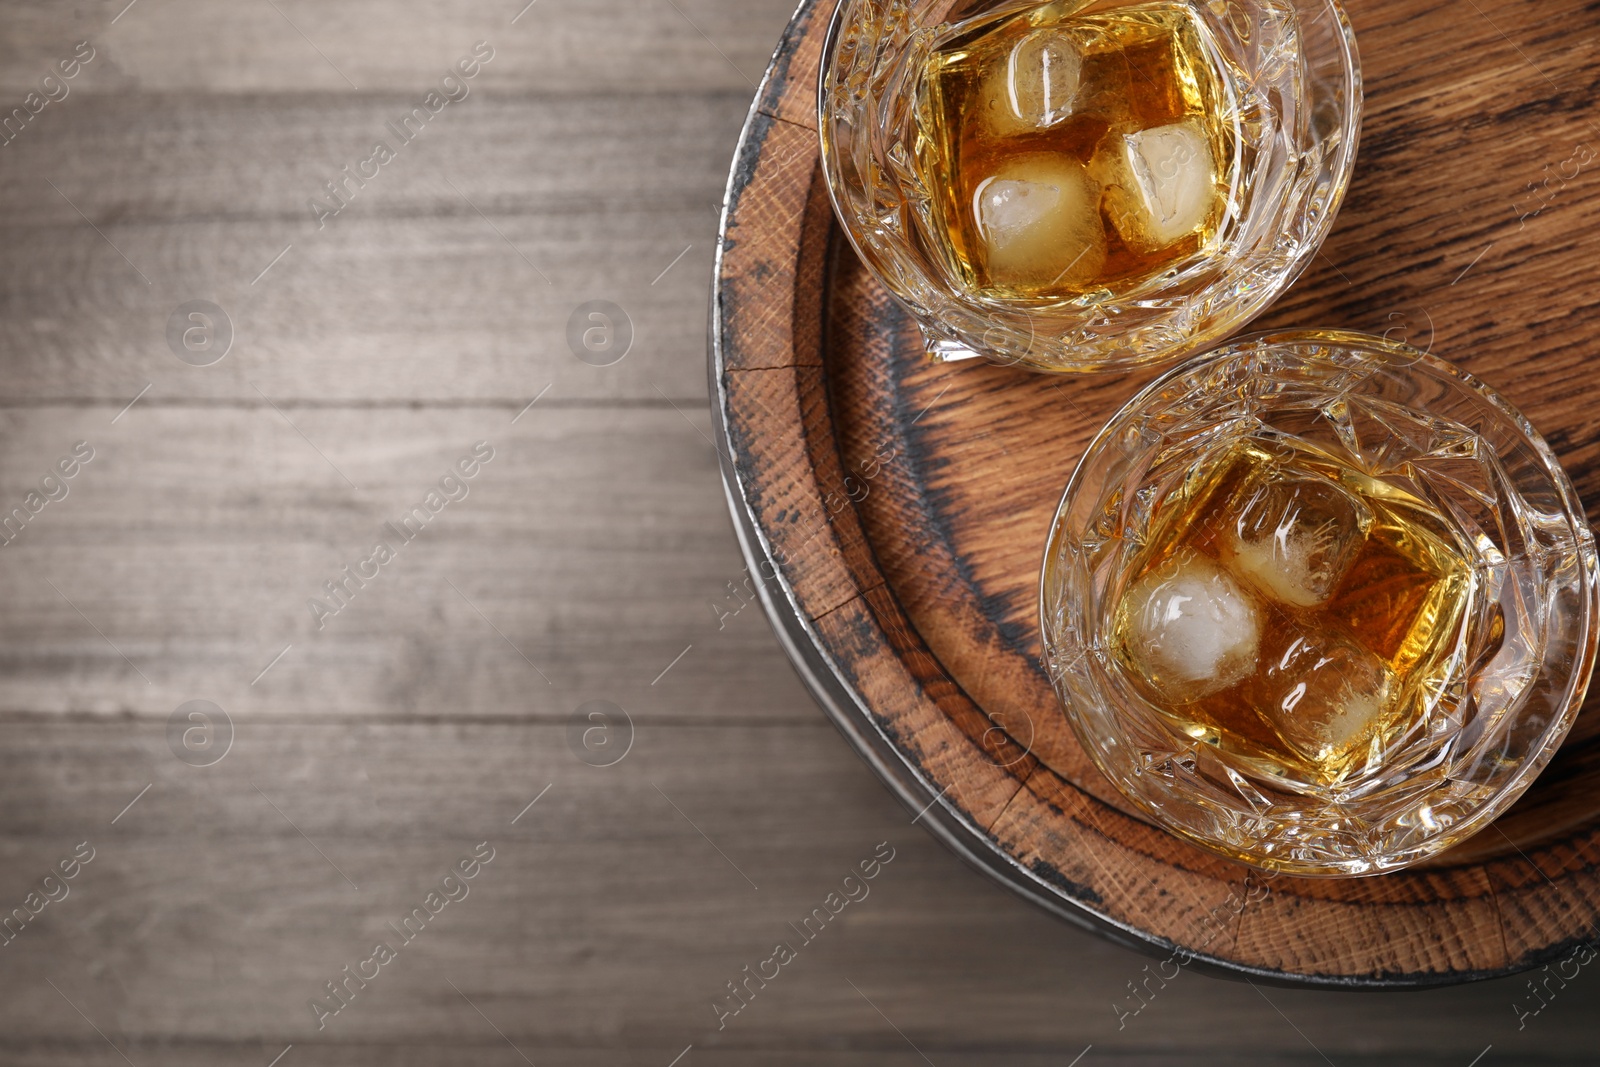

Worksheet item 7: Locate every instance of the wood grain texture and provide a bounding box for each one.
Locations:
[0,404,786,719]
[0,0,788,94]
[2,722,1596,1063]
[2,0,1599,1061]
[716,0,1600,986]
[0,94,739,402]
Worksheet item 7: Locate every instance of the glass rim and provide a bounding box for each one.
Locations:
[1038,328,1600,875]
[818,0,1367,374]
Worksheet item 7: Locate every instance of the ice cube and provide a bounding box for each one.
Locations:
[1325,521,1466,671]
[1252,629,1397,769]
[973,154,1106,291]
[1092,121,1217,253]
[1119,553,1260,702]
[979,29,1083,136]
[1226,464,1373,608]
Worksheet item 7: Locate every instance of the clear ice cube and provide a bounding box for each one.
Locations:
[1120,553,1260,702]
[1252,629,1397,768]
[973,154,1105,290]
[979,29,1083,137]
[1092,121,1217,253]
[1226,465,1374,608]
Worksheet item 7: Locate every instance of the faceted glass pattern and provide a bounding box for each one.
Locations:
[818,0,1363,373]
[1041,332,1600,875]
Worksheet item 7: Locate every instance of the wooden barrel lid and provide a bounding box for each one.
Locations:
[712,0,1600,985]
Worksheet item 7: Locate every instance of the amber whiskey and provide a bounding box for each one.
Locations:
[1110,438,1474,785]
[914,0,1239,302]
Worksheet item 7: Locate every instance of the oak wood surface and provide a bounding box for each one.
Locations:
[0,0,1597,1062]
[717,0,1600,992]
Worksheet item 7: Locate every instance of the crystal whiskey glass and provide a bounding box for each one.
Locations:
[1040,331,1600,875]
[819,0,1361,373]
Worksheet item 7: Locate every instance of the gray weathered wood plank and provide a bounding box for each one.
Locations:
[0,0,798,95]
[0,405,786,718]
[0,94,745,402]
[0,722,1582,1061]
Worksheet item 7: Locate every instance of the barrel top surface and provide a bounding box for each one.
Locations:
[713,0,1600,986]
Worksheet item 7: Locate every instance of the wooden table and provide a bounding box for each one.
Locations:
[0,0,1592,1062]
